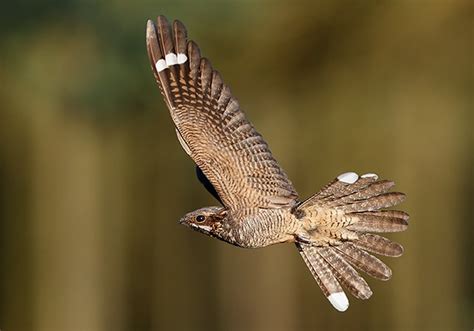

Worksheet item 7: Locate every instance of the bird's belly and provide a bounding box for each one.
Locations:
[231,209,300,248]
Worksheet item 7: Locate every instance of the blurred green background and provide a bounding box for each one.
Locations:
[0,1,472,330]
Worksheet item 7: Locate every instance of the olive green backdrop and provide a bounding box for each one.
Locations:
[0,1,472,330]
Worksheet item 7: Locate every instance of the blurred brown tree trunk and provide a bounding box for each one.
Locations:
[29,110,107,331]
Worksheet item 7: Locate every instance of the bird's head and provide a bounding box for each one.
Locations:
[179,206,228,238]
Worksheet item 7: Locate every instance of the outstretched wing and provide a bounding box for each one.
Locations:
[195,165,223,205]
[146,16,298,210]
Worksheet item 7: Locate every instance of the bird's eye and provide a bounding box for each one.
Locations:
[196,215,206,223]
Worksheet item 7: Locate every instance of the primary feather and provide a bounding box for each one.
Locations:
[146,17,298,211]
[146,17,409,313]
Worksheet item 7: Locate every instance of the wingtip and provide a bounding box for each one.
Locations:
[157,15,170,28]
[146,19,156,41]
[327,292,349,312]
[173,19,186,29]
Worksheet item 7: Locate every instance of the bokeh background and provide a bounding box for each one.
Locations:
[0,1,472,330]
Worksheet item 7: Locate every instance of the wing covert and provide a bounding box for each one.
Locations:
[146,16,298,210]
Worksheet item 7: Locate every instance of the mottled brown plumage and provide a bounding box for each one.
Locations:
[146,16,409,312]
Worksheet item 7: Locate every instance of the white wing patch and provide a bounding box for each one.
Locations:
[165,53,178,66]
[155,59,168,72]
[155,52,188,72]
[177,53,188,64]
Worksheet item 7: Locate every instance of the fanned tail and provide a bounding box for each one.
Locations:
[296,172,408,311]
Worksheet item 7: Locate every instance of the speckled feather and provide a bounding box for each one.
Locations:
[146,17,409,312]
[146,16,298,211]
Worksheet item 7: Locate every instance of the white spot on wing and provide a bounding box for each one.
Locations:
[177,53,188,64]
[327,292,349,312]
[165,53,178,66]
[361,173,379,180]
[337,172,359,184]
[155,59,168,72]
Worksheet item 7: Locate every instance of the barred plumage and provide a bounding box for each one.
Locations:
[146,17,297,211]
[335,242,392,280]
[319,246,373,300]
[355,233,404,257]
[297,243,349,311]
[295,172,408,309]
[146,17,409,312]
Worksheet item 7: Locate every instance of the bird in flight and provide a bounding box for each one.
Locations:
[146,16,408,312]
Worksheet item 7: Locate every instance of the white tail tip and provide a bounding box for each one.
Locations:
[337,172,359,184]
[361,173,379,180]
[327,292,349,312]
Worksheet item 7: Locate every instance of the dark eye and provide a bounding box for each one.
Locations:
[196,215,206,223]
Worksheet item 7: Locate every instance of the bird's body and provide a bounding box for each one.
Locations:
[146,16,409,312]
[221,207,300,248]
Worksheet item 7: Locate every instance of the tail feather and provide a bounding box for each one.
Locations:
[346,212,408,233]
[340,192,406,213]
[335,242,392,280]
[318,247,373,300]
[296,171,408,311]
[333,180,395,204]
[361,210,409,220]
[297,244,349,312]
[354,233,404,257]
[312,174,378,203]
